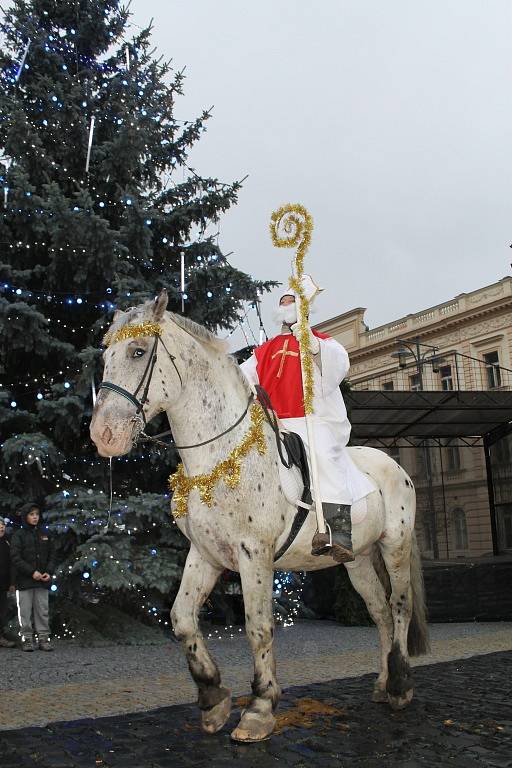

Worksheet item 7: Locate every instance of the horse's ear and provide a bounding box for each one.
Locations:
[113,309,125,322]
[153,289,168,320]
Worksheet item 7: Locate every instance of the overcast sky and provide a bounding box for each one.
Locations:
[132,1,512,348]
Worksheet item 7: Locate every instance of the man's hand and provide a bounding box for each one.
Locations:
[40,573,51,583]
[32,571,43,581]
[291,323,320,354]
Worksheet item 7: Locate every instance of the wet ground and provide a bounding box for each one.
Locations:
[1,651,511,767]
[1,619,511,729]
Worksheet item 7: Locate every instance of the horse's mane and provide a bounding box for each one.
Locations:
[106,303,227,354]
[227,351,254,397]
[169,312,253,397]
[104,302,253,397]
[169,312,227,353]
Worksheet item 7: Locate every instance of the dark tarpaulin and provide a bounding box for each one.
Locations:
[345,390,512,439]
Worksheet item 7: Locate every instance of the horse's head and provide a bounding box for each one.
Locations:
[90,289,181,457]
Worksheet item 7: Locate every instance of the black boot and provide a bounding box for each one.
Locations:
[311,503,355,563]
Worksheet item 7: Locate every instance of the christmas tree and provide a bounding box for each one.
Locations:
[0,0,274,627]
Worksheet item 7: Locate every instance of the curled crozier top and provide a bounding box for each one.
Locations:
[269,203,313,277]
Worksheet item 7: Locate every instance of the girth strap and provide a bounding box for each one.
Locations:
[274,507,310,562]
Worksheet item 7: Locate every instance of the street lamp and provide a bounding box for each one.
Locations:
[390,337,442,389]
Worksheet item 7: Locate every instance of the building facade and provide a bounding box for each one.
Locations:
[315,277,512,562]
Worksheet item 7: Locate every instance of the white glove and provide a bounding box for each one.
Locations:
[291,323,320,354]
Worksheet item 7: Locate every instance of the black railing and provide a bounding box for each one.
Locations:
[349,350,512,392]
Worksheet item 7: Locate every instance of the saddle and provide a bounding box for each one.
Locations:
[255,386,313,562]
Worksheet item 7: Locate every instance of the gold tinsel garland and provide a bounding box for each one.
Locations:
[169,403,267,519]
[103,321,162,347]
[270,203,315,415]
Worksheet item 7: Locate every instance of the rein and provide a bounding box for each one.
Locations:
[98,320,294,530]
[100,327,256,451]
[140,393,255,450]
[254,385,291,468]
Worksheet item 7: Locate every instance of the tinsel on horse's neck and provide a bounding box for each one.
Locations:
[164,324,250,476]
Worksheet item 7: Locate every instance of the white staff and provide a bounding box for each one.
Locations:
[270,204,327,536]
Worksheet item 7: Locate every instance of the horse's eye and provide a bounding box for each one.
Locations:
[132,348,145,358]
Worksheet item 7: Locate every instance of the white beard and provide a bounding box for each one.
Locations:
[272,304,298,327]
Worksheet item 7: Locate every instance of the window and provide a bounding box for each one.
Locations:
[484,351,501,389]
[446,444,461,472]
[423,521,434,554]
[415,446,426,474]
[497,505,512,550]
[409,374,421,391]
[440,365,453,391]
[452,508,468,550]
[388,445,400,464]
[382,381,394,391]
[492,435,511,465]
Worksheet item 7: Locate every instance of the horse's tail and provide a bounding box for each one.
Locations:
[406,532,430,655]
[372,532,430,657]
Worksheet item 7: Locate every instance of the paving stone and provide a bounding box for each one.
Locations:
[1,620,512,725]
[0,651,511,767]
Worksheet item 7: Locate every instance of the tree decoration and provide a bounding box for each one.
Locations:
[0,0,275,619]
[85,116,96,174]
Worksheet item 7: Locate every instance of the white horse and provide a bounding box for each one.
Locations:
[90,290,429,743]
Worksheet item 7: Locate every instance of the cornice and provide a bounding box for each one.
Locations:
[351,297,512,362]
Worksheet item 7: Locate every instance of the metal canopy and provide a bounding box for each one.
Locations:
[344,390,512,439]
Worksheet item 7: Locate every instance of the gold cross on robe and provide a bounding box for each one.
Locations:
[272,338,299,378]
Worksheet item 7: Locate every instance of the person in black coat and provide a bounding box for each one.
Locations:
[10,504,56,651]
[0,518,16,648]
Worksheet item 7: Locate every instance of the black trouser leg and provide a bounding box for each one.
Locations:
[0,591,9,636]
[323,503,353,549]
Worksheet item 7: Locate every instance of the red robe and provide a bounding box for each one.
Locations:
[254,331,329,418]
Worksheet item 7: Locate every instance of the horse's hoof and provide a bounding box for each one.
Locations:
[372,685,388,703]
[201,689,232,734]
[230,711,276,742]
[388,688,414,710]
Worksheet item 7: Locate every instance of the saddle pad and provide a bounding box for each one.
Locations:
[279,460,304,508]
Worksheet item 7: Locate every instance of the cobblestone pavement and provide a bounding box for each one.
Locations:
[1,620,511,730]
[1,651,511,768]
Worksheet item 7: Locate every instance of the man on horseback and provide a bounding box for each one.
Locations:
[240,291,374,563]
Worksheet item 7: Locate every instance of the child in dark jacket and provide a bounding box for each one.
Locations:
[10,504,56,651]
[0,518,16,648]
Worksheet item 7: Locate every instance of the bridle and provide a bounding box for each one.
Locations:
[97,320,272,533]
[99,328,255,451]
[99,333,183,432]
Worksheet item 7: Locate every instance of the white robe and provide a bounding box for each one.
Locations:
[240,334,374,505]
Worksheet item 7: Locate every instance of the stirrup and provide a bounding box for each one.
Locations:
[311,523,333,557]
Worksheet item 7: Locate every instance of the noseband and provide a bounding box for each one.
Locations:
[98,321,254,451]
[99,332,183,429]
